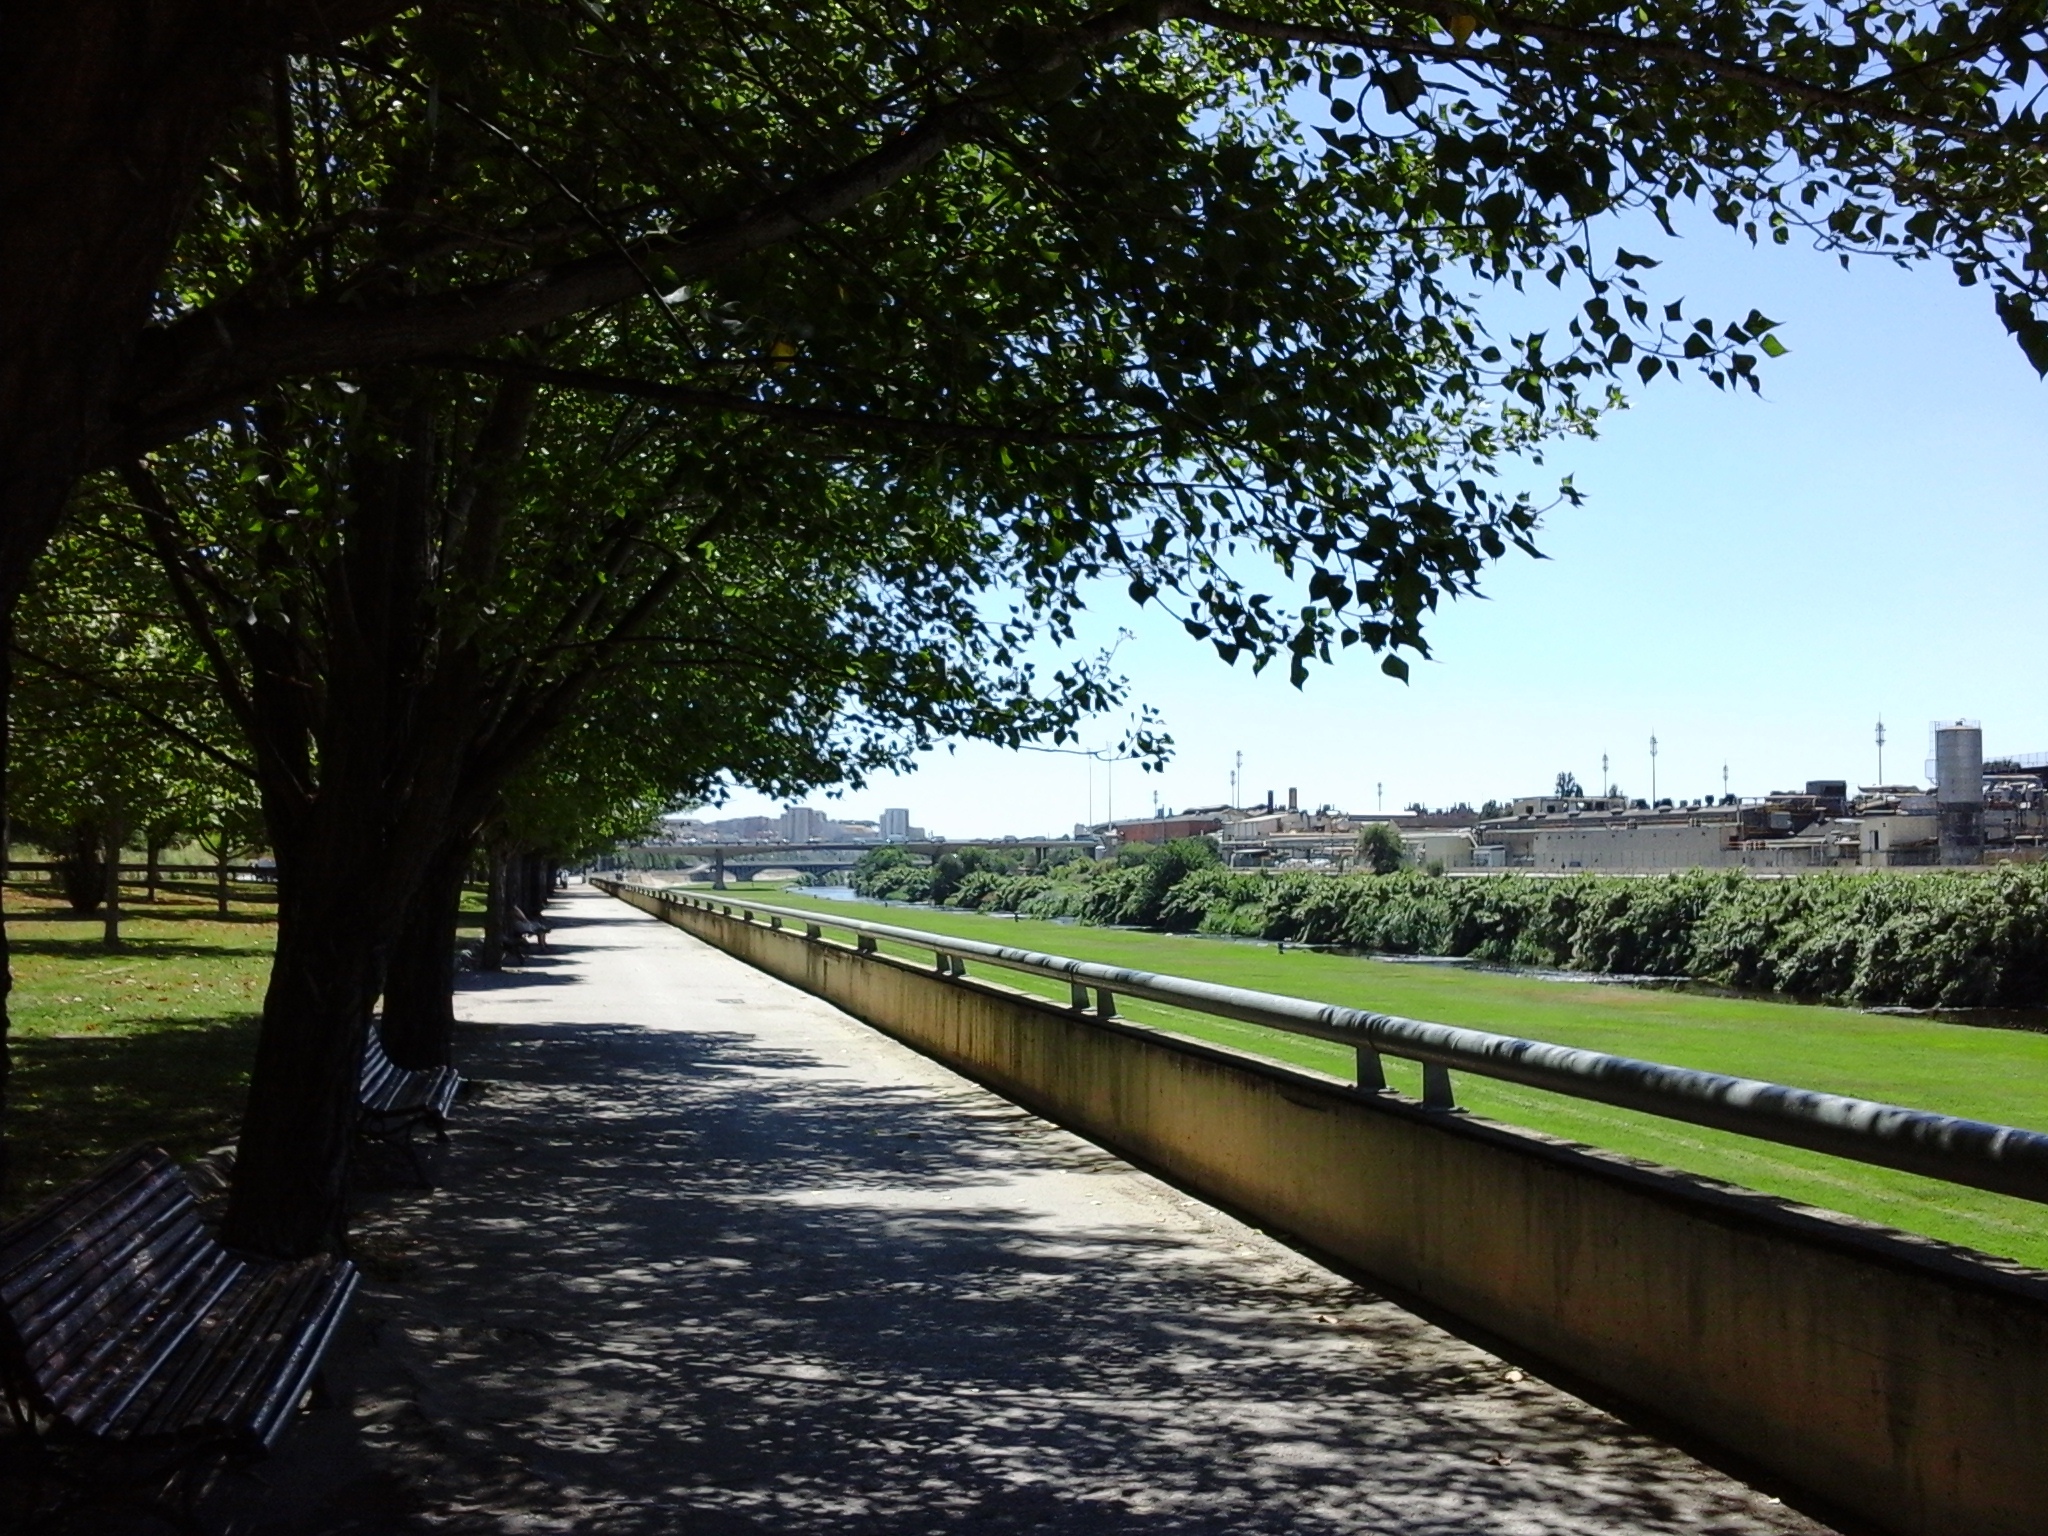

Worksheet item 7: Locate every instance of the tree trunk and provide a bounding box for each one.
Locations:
[57,823,106,914]
[0,631,11,1188]
[217,772,437,1257]
[525,851,549,922]
[479,844,510,973]
[101,823,122,948]
[380,837,469,1071]
[218,888,382,1258]
[215,831,230,916]
[0,4,290,1189]
[145,835,160,902]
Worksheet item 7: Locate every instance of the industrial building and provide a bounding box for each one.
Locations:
[1462,723,2048,873]
[1093,722,2048,876]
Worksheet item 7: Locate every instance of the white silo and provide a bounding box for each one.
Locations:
[1933,720,1984,865]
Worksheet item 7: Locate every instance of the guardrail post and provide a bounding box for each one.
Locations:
[1422,1062,1457,1110]
[1356,1046,1388,1093]
[1095,989,1117,1021]
[1070,981,1089,1010]
[771,915,782,930]
[806,923,821,939]
[933,950,949,973]
[857,935,877,955]
[949,955,966,977]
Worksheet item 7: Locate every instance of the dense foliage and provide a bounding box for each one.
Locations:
[124,0,2048,699]
[853,850,2048,1010]
[20,0,2048,1239]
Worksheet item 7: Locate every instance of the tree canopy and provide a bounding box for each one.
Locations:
[8,0,2048,1239]
[117,0,2048,688]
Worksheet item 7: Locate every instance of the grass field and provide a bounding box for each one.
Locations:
[744,888,2048,1270]
[1,884,277,1218]
[0,882,493,1220]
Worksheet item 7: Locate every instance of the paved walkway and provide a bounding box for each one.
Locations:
[237,887,1831,1534]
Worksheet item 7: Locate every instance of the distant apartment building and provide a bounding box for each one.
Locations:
[880,808,923,841]
[780,805,830,843]
[658,813,779,843]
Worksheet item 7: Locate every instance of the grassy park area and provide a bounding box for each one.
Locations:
[0,883,494,1221]
[753,888,2048,1270]
[0,884,275,1218]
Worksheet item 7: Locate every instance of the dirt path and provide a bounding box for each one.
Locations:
[219,886,1832,1534]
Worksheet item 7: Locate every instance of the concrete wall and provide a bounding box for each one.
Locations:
[607,883,2048,1536]
[1524,819,1737,870]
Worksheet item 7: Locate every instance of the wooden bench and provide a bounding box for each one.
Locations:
[358,1026,463,1182]
[0,1145,358,1502]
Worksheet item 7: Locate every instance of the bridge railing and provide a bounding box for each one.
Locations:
[644,885,2048,1207]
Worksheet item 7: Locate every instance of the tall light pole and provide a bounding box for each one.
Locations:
[1377,782,1384,814]
[1649,734,1659,805]
[1601,752,1609,799]
[1876,716,1886,785]
[1722,762,1730,803]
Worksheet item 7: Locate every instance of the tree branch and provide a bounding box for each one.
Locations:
[425,355,1147,445]
[1175,2,2008,143]
[102,1,1191,458]
[119,463,264,746]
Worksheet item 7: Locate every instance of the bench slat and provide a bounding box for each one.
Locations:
[7,1174,203,1378]
[1,1162,190,1312]
[0,1156,170,1286]
[124,1264,301,1439]
[126,1259,357,1449]
[359,1029,461,1129]
[65,1248,243,1436]
[0,1147,359,1454]
[36,1226,231,1418]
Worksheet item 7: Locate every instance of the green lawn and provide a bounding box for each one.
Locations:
[1,883,278,1218]
[744,888,2048,1270]
[2,881,491,1219]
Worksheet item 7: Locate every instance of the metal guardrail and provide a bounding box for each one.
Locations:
[629,883,2048,1208]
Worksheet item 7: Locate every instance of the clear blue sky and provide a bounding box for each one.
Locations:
[711,210,2048,838]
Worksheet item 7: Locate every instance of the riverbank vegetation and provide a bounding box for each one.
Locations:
[852,845,2048,1011]
[769,884,2048,1268]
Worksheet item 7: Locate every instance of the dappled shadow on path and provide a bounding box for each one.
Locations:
[212,1007,1823,1536]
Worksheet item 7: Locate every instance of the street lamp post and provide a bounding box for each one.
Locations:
[1650,734,1659,805]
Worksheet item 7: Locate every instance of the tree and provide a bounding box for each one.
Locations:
[1356,821,1407,875]
[1555,772,1583,797]
[111,369,1142,1255]
[10,505,245,941]
[12,0,2048,1208]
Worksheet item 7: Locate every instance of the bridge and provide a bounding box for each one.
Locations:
[604,838,1096,888]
